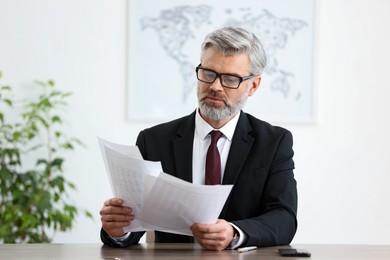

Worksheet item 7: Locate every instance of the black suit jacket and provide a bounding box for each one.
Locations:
[101,111,297,247]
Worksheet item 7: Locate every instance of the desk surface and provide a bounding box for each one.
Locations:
[1,243,390,260]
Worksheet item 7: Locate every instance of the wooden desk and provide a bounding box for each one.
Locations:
[1,243,390,260]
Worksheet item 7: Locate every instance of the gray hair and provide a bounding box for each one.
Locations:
[200,27,267,75]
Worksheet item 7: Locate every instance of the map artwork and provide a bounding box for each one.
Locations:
[128,1,314,123]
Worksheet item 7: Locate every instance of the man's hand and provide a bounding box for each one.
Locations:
[190,219,235,251]
[100,198,134,237]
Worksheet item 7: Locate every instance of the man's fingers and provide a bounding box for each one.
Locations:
[102,220,131,229]
[100,198,135,238]
[101,213,134,222]
[104,198,124,207]
[100,198,132,216]
[191,220,234,251]
[191,224,223,240]
[191,223,221,234]
[100,205,132,215]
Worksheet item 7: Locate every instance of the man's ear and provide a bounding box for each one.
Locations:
[248,76,261,96]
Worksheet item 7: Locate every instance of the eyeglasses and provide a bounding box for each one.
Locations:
[195,64,255,89]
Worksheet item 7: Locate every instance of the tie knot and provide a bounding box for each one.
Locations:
[209,130,223,144]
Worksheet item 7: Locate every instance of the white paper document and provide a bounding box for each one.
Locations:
[98,137,233,236]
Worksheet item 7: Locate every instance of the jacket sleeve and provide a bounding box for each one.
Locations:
[100,228,145,248]
[231,130,298,247]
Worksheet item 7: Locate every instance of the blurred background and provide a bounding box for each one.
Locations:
[0,0,389,244]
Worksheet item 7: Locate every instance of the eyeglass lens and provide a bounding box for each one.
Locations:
[197,68,241,88]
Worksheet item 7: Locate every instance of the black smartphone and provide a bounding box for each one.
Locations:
[278,248,311,257]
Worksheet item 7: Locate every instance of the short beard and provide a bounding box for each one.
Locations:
[198,87,250,121]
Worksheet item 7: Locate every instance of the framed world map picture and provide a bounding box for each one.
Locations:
[127,0,315,123]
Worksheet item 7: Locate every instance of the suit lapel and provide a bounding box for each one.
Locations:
[222,112,254,185]
[170,111,253,185]
[172,112,196,183]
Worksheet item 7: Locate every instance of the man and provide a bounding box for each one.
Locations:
[100,26,297,251]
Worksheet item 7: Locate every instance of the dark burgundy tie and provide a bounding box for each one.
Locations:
[205,130,223,185]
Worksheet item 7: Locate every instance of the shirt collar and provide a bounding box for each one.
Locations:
[195,109,240,141]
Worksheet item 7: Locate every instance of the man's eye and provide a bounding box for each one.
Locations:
[204,72,216,80]
[223,76,239,85]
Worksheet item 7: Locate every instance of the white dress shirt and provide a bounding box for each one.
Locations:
[192,109,240,185]
[193,109,245,248]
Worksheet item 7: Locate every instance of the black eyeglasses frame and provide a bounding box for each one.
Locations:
[195,64,255,89]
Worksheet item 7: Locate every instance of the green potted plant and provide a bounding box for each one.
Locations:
[0,71,93,243]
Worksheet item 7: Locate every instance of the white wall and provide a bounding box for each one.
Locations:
[1,0,389,244]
